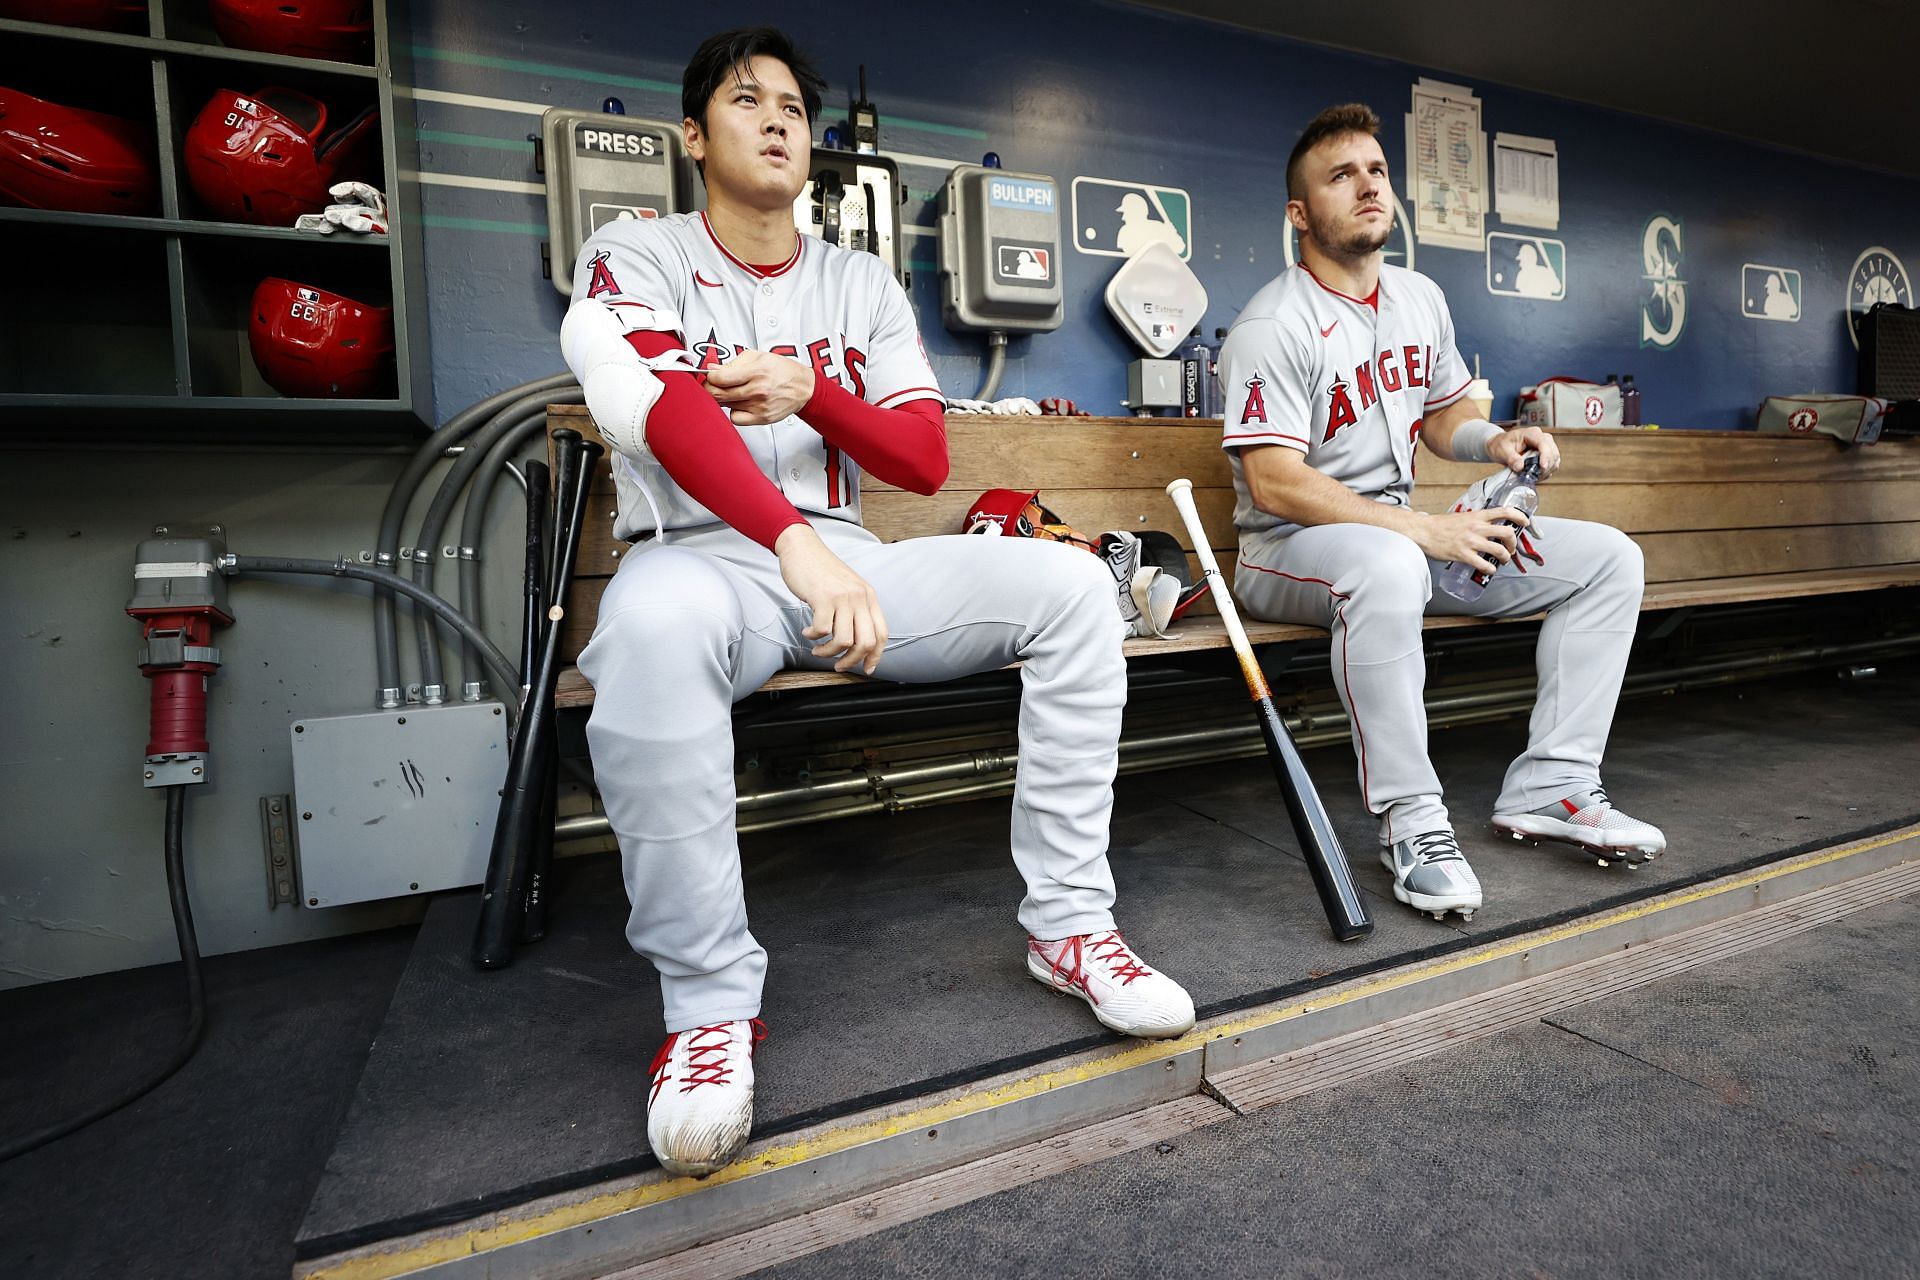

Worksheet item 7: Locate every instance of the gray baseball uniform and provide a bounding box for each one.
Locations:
[1219,263,1644,846]
[566,212,1129,1032]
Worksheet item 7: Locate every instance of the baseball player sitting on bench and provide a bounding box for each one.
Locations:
[559,26,1195,1178]
[1217,103,1665,924]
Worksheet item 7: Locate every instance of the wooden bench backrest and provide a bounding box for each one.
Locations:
[550,404,1920,662]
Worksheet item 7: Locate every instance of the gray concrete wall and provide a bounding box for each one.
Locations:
[1,445,537,986]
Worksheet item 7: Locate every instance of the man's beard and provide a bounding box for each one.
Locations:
[1306,206,1391,261]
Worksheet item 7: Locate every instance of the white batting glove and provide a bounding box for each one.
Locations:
[327,181,387,216]
[322,202,387,234]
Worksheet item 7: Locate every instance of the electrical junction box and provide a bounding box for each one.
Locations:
[1127,359,1184,411]
[543,108,690,298]
[794,148,907,287]
[937,165,1063,333]
[289,702,509,907]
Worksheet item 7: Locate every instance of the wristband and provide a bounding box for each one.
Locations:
[1450,418,1504,463]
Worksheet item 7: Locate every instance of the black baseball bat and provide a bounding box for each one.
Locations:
[516,460,553,943]
[473,429,599,967]
[1164,478,1373,942]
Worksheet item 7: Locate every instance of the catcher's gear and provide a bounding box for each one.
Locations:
[183,87,377,226]
[248,277,393,398]
[0,87,157,215]
[209,0,373,62]
[0,1,143,30]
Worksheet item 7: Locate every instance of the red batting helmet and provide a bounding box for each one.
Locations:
[183,87,378,225]
[209,0,373,62]
[249,278,394,398]
[0,86,157,214]
[0,1,143,30]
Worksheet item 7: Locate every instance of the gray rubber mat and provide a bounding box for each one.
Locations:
[0,929,414,1280]
[769,893,1920,1280]
[297,669,1920,1256]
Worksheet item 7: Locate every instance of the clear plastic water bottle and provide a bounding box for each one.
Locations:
[1436,454,1544,602]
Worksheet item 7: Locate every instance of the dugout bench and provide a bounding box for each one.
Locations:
[548,404,1920,709]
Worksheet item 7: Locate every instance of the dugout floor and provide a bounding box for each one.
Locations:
[2,665,1918,1279]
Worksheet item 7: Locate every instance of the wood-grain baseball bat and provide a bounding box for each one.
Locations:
[1164,478,1373,942]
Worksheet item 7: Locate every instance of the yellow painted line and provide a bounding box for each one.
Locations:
[302,824,1917,1280]
[1199,823,1920,1044]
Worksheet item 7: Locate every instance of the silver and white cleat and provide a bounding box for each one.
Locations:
[1493,788,1666,866]
[1380,830,1483,921]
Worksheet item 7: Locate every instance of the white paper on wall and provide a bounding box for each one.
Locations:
[1494,132,1559,230]
[1404,79,1486,252]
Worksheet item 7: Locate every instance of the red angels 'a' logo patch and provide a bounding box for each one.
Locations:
[586,251,621,299]
[1324,376,1357,441]
[1240,374,1269,425]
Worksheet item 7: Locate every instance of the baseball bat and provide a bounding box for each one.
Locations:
[516,460,553,943]
[473,429,599,968]
[1163,478,1373,942]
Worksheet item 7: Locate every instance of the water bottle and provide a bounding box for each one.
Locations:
[1180,333,1212,418]
[1620,374,1642,426]
[1436,454,1544,602]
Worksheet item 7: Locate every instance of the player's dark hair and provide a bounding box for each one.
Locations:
[682,27,826,132]
[1285,103,1382,201]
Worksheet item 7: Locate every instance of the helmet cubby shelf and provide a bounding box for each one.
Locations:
[0,4,430,433]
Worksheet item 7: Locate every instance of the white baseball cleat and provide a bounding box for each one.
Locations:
[1027,931,1196,1038]
[646,1018,765,1177]
[1380,829,1483,921]
[1494,787,1667,866]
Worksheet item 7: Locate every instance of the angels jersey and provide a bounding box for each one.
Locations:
[569,211,944,543]
[1217,262,1472,539]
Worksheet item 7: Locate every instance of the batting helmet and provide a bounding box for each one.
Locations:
[248,277,394,398]
[0,86,157,215]
[209,0,373,62]
[0,1,144,31]
[183,87,378,225]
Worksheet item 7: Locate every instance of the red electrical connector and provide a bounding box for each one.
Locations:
[127,526,233,787]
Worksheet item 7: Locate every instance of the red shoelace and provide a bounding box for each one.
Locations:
[649,1018,768,1100]
[1034,932,1152,1004]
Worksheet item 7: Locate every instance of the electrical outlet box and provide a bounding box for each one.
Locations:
[937,165,1063,333]
[289,702,509,907]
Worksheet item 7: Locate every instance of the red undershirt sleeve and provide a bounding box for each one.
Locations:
[623,330,807,551]
[799,375,949,495]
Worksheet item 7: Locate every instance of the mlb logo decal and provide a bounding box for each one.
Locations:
[997,244,1050,282]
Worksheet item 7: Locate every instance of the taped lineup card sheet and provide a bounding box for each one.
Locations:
[1406,79,1486,252]
[1494,132,1560,230]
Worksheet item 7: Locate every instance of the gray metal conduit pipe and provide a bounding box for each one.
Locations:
[550,633,1918,843]
[408,395,584,700]
[371,373,577,705]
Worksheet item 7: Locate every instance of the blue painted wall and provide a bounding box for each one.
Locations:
[404,0,1920,430]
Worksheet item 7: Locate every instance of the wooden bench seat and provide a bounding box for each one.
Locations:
[548,406,1920,710]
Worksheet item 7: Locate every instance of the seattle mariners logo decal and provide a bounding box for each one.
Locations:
[1240,374,1268,425]
[585,250,621,300]
[1640,215,1686,349]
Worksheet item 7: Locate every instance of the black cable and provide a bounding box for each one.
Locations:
[226,557,521,724]
[0,786,205,1164]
